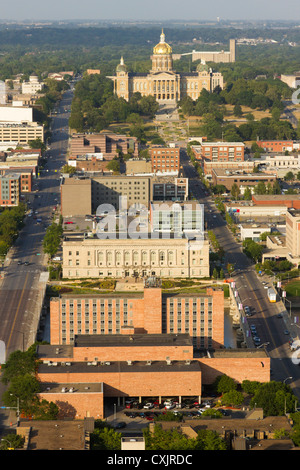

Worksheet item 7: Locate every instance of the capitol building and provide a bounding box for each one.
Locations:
[109,30,224,104]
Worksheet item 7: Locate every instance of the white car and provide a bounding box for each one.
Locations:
[143,402,154,409]
[165,403,175,410]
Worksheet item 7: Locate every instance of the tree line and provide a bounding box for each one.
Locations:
[69,73,159,136]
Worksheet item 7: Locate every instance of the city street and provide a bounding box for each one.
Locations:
[0,85,73,434]
[181,151,300,401]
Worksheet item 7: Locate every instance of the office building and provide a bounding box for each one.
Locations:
[0,122,44,145]
[173,39,236,63]
[286,209,300,264]
[0,173,20,206]
[150,201,204,234]
[61,232,210,279]
[49,286,224,348]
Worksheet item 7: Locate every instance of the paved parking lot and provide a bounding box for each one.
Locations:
[103,397,247,432]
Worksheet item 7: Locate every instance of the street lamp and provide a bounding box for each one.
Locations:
[10,393,20,425]
[1,438,14,450]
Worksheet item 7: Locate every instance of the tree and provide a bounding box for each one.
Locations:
[221,390,244,407]
[215,374,237,394]
[254,181,267,195]
[43,223,63,258]
[0,348,37,385]
[250,381,298,416]
[284,171,295,181]
[243,187,252,200]
[28,138,46,152]
[2,373,40,414]
[230,183,240,200]
[0,433,25,450]
[91,422,122,450]
[212,267,219,279]
[107,159,120,173]
[233,103,243,117]
[272,180,281,194]
[243,239,263,262]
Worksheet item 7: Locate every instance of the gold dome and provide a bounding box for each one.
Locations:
[153,29,172,55]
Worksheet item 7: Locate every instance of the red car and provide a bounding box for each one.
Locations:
[65,221,74,224]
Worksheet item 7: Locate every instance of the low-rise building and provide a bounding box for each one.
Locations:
[21,74,44,94]
[69,133,138,160]
[211,169,276,193]
[252,194,300,210]
[225,201,287,221]
[258,154,300,177]
[203,159,255,178]
[150,145,181,173]
[152,175,188,201]
[61,232,210,279]
[239,222,284,242]
[256,140,298,153]
[125,158,152,175]
[35,333,270,420]
[192,142,245,162]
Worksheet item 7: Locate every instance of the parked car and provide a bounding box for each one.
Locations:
[165,403,175,410]
[143,402,154,409]
[115,422,126,429]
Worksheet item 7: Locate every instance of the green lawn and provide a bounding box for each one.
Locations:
[284,280,300,297]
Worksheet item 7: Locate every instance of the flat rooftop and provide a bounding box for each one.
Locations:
[38,359,201,375]
[40,382,103,394]
[288,209,300,217]
[74,333,193,348]
[253,195,300,201]
[213,169,276,178]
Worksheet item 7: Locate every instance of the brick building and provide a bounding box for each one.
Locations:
[211,169,276,192]
[1,168,33,192]
[69,133,138,160]
[252,195,300,210]
[256,140,296,153]
[192,142,245,162]
[35,334,270,420]
[150,146,181,173]
[49,286,224,349]
[0,173,20,206]
[203,159,255,178]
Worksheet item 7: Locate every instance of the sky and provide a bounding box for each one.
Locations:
[1,0,300,22]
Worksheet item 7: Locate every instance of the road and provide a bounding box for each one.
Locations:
[0,84,73,433]
[181,150,300,400]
